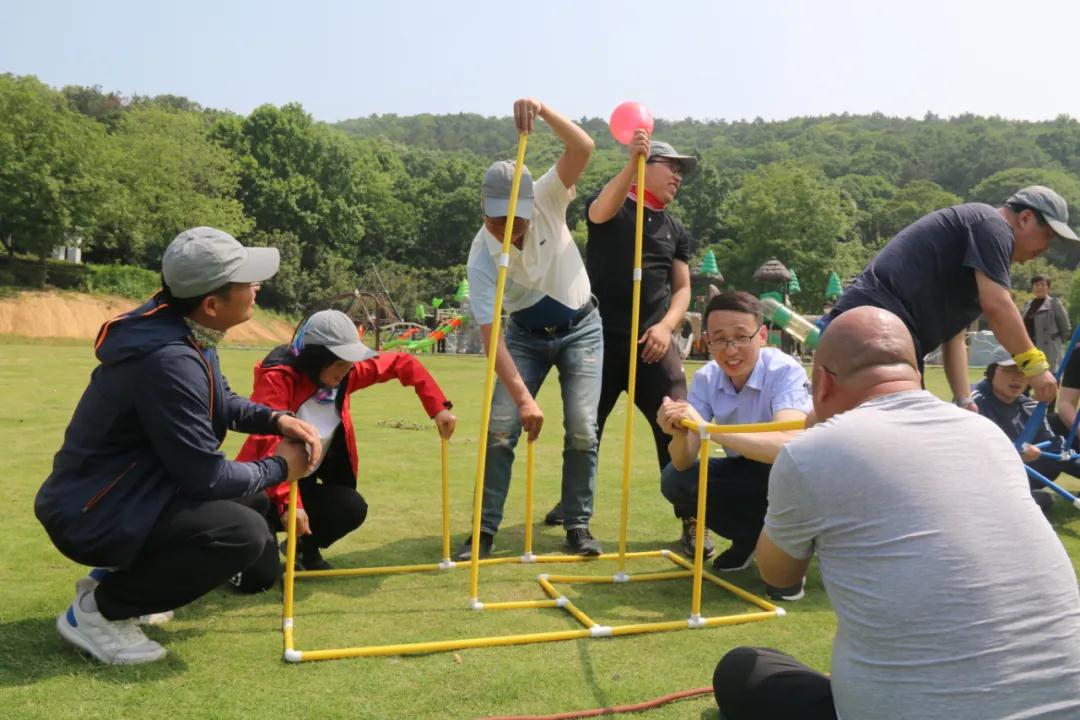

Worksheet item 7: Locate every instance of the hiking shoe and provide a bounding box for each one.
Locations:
[679,516,715,559]
[456,532,494,561]
[543,502,564,526]
[566,527,603,556]
[57,589,166,665]
[77,569,173,625]
[765,578,806,602]
[711,540,756,572]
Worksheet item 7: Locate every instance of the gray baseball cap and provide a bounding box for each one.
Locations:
[1006,185,1079,241]
[648,141,698,175]
[481,160,534,219]
[988,345,1016,367]
[162,227,280,299]
[299,310,377,362]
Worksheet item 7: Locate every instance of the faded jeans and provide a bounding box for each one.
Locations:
[481,308,603,534]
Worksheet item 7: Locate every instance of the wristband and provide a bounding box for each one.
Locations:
[953,396,973,407]
[1012,347,1051,378]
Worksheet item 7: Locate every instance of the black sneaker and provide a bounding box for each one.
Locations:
[279,539,332,571]
[679,516,715,559]
[765,578,805,602]
[456,532,494,561]
[566,527,602,556]
[711,540,756,572]
[543,502,564,526]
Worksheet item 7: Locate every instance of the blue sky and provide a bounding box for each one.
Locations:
[4,0,1078,123]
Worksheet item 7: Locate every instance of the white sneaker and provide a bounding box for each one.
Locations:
[76,571,174,625]
[56,590,167,664]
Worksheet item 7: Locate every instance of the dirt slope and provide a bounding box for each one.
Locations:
[0,291,295,345]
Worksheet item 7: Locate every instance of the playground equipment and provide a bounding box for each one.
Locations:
[761,297,820,350]
[279,123,787,663]
[380,315,468,353]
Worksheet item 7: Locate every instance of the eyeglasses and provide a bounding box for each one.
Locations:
[706,326,761,350]
[647,159,683,177]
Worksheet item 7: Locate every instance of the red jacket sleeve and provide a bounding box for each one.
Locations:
[347,352,449,417]
[235,368,304,514]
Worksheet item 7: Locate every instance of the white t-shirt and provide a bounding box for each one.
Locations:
[296,395,341,475]
[466,165,591,324]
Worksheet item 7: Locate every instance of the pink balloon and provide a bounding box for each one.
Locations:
[609,101,654,144]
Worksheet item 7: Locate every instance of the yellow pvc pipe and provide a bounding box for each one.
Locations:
[295,628,595,661]
[542,571,691,584]
[618,153,648,572]
[441,436,450,562]
[470,134,529,602]
[679,418,805,435]
[691,432,710,617]
[483,599,560,611]
[524,439,535,556]
[665,550,779,612]
[282,478,299,647]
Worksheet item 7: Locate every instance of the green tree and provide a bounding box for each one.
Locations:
[717,161,855,310]
[876,180,962,239]
[968,167,1080,212]
[0,75,110,268]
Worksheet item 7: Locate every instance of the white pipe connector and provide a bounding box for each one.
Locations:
[660,549,670,557]
[688,614,705,629]
[774,607,787,618]
[520,552,537,563]
[282,617,293,630]
[698,426,709,440]
[632,268,642,281]
[283,649,303,663]
[469,598,484,611]
[498,253,510,268]
[555,597,569,608]
[438,559,456,570]
[589,625,613,638]
[613,572,630,583]
[538,573,550,581]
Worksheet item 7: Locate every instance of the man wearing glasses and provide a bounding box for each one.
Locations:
[543,132,696,538]
[656,291,810,597]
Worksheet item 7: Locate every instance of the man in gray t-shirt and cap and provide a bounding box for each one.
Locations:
[712,306,1080,720]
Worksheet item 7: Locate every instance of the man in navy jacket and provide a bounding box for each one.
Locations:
[36,227,320,664]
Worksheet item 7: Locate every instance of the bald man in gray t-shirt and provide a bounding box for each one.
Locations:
[713,306,1080,720]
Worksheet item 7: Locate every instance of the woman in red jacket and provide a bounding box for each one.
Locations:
[236,309,455,571]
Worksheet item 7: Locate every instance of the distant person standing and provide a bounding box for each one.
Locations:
[826,186,1078,410]
[544,132,695,531]
[1022,274,1071,373]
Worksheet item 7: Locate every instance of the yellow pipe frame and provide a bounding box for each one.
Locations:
[617,154,648,573]
[278,140,791,663]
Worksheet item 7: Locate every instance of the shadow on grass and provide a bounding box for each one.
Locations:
[0,616,190,687]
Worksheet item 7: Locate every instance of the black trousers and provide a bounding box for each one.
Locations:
[95,493,278,620]
[268,430,369,550]
[660,457,772,542]
[713,647,836,720]
[596,333,687,472]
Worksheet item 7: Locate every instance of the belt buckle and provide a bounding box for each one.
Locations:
[544,324,557,336]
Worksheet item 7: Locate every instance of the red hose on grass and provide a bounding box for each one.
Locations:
[476,686,714,720]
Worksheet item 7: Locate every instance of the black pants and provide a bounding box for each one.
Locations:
[95,493,278,620]
[660,457,772,541]
[269,430,369,549]
[713,647,836,720]
[597,333,687,472]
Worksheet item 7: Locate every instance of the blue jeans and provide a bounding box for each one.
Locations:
[481,308,603,534]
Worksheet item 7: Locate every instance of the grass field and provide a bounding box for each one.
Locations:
[2,342,1079,720]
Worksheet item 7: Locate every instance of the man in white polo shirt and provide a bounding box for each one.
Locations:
[458,97,599,559]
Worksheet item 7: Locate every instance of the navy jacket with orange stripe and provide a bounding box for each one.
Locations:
[35,295,289,569]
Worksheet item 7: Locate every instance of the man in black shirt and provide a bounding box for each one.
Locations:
[1052,347,1080,448]
[544,130,699,551]
[827,186,1078,410]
